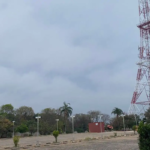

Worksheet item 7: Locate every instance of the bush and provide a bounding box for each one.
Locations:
[16,124,28,133]
[76,128,84,133]
[138,122,150,150]
[114,133,117,137]
[53,130,59,143]
[13,136,19,147]
[132,125,137,134]
[84,137,92,141]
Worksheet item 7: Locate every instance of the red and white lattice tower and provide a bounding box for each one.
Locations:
[129,0,150,114]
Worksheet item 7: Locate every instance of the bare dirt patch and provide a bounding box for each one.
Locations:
[27,135,139,150]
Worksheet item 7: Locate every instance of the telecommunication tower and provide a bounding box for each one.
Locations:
[129,0,150,114]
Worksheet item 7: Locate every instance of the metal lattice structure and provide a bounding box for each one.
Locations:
[129,0,150,114]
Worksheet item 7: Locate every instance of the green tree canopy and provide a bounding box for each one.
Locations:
[144,107,150,123]
[0,104,15,121]
[59,102,73,132]
[0,118,13,138]
[41,108,56,114]
[16,106,35,122]
[16,106,34,116]
[111,107,123,118]
[59,102,73,118]
[26,120,36,135]
[74,113,91,133]
[16,124,28,133]
[0,104,14,114]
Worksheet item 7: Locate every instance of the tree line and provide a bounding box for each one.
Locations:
[0,103,149,138]
[0,102,110,138]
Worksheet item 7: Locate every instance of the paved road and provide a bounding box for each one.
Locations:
[0,131,135,148]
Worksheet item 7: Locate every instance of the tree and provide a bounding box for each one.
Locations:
[111,108,124,130]
[124,115,139,129]
[41,108,58,125]
[0,104,14,114]
[111,108,123,118]
[40,121,52,135]
[0,104,15,121]
[59,102,73,133]
[74,113,91,133]
[138,122,150,150]
[102,114,110,124]
[41,108,56,114]
[144,107,150,123]
[110,117,123,130]
[88,110,101,122]
[132,125,137,134]
[16,106,34,122]
[26,120,36,135]
[110,114,138,131]
[0,118,13,138]
[16,124,28,133]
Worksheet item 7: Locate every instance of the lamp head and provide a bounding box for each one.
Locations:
[99,114,103,117]
[35,116,41,119]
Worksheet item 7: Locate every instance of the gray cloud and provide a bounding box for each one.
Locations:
[0,0,140,115]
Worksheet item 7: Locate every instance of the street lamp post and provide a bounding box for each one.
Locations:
[99,114,103,138]
[56,119,59,131]
[12,121,15,138]
[35,116,41,145]
[71,116,75,141]
[121,115,126,136]
[35,116,41,137]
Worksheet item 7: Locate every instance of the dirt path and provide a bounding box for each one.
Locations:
[0,131,138,150]
[33,136,139,150]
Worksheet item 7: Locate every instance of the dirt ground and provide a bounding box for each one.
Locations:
[0,131,139,150]
[25,135,139,150]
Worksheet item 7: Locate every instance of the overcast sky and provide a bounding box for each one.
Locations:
[0,0,140,115]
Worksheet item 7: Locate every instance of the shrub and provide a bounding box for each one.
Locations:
[114,133,117,137]
[76,128,84,133]
[132,125,137,134]
[84,137,92,141]
[138,122,150,150]
[16,124,28,133]
[13,136,19,147]
[53,130,59,143]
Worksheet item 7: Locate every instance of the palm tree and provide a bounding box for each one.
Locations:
[59,102,73,133]
[111,107,123,130]
[111,107,123,118]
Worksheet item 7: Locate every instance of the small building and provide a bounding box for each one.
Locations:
[89,122,104,133]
